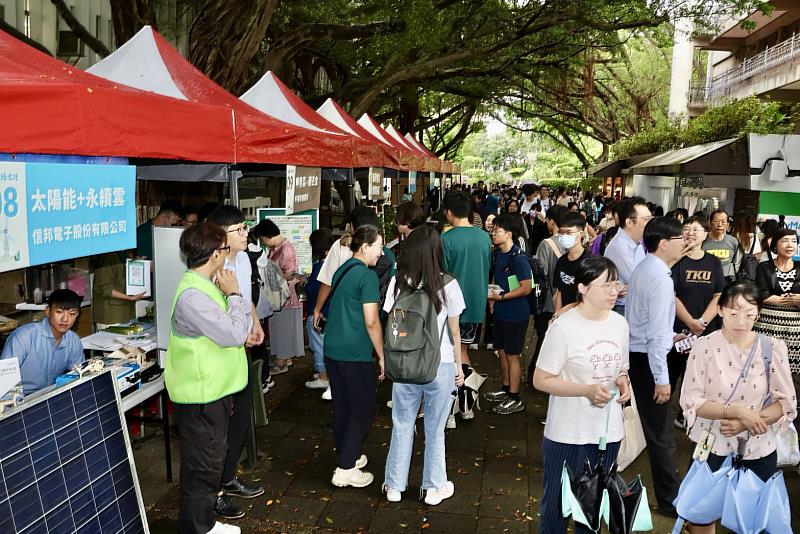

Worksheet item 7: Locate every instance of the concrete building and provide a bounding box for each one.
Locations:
[0,0,189,69]
[682,1,800,116]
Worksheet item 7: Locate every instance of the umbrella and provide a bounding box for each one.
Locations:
[720,441,793,534]
[607,470,653,534]
[560,392,652,533]
[671,455,733,533]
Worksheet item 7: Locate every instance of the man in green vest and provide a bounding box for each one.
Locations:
[165,222,250,534]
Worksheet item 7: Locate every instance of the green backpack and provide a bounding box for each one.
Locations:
[384,275,453,384]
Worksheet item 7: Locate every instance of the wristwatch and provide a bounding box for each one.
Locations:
[500,293,505,301]
[226,292,243,298]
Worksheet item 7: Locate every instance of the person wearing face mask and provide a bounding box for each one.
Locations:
[552,212,592,316]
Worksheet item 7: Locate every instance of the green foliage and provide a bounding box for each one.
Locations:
[612,97,799,159]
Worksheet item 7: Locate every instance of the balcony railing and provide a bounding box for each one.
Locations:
[692,32,800,104]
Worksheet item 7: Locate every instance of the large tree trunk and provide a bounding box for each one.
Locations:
[188,0,279,94]
[109,0,157,48]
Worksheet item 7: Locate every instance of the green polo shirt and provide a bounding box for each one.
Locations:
[324,258,381,362]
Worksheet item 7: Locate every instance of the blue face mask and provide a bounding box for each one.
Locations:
[557,234,577,249]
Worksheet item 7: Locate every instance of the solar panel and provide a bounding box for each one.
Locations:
[0,371,149,533]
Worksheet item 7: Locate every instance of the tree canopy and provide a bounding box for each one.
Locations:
[73,0,771,160]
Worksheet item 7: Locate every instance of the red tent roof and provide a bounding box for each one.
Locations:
[316,98,402,169]
[384,124,440,172]
[357,114,425,171]
[0,29,235,162]
[87,26,360,167]
[239,71,391,168]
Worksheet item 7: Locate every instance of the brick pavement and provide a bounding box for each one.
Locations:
[143,346,800,533]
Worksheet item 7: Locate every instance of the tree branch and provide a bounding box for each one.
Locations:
[51,0,110,57]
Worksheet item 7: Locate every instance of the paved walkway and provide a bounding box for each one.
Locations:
[142,346,800,533]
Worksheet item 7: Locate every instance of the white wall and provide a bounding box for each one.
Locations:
[625,174,677,210]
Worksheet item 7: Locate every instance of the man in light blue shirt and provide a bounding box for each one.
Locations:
[625,216,687,517]
[1,289,84,395]
[603,197,650,314]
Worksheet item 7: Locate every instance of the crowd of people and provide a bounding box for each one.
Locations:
[6,183,797,534]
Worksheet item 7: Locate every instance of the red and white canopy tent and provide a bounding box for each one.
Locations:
[0,29,235,163]
[86,26,363,169]
[357,113,426,171]
[316,98,402,166]
[404,133,453,174]
[383,123,439,173]
[239,71,394,170]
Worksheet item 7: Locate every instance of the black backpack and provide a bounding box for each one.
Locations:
[736,238,759,282]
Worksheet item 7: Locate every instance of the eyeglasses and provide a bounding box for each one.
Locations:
[629,215,653,223]
[217,245,231,253]
[590,281,622,294]
[669,236,685,241]
[227,226,247,236]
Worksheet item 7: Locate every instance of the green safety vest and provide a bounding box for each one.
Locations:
[164,271,247,404]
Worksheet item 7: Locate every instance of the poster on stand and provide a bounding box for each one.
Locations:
[368,167,384,201]
[257,208,318,274]
[0,162,136,274]
[285,165,321,215]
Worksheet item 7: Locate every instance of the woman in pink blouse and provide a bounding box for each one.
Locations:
[680,280,797,533]
[254,219,305,374]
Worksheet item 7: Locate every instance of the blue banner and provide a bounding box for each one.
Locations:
[0,162,136,273]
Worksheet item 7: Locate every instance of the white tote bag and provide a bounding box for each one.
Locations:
[776,424,800,467]
[617,388,647,472]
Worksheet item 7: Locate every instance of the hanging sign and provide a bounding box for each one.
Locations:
[0,162,136,274]
[368,167,384,201]
[409,171,417,194]
[285,165,321,215]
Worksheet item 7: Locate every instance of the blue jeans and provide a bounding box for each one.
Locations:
[384,362,455,492]
[306,316,325,374]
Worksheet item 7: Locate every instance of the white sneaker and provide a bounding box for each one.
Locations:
[486,343,494,350]
[445,415,456,429]
[460,407,475,421]
[313,372,320,379]
[469,343,478,350]
[355,454,368,469]
[386,399,393,409]
[331,467,374,488]
[207,521,241,534]
[423,481,454,506]
[383,484,401,502]
[305,378,329,390]
[321,387,332,401]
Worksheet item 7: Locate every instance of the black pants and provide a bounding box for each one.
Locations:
[222,359,254,483]
[251,320,270,383]
[527,311,552,385]
[667,348,687,394]
[629,352,679,510]
[174,396,232,534]
[325,357,376,469]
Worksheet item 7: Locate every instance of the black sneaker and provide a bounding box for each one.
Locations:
[214,495,245,519]
[221,477,265,499]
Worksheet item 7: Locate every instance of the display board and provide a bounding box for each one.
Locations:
[153,226,187,352]
[0,162,136,274]
[257,208,318,274]
[0,371,148,533]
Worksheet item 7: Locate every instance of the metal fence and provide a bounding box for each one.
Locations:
[690,32,800,104]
